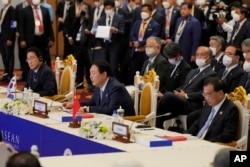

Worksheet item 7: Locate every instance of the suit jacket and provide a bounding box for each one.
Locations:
[161,59,191,93]
[229,20,250,48]
[181,66,217,110]
[19,5,54,45]
[130,19,161,47]
[239,72,250,93]
[187,98,239,143]
[15,2,27,35]
[217,65,245,93]
[141,54,171,93]
[211,55,225,73]
[164,7,180,39]
[81,77,135,116]
[172,16,201,62]
[88,6,105,30]
[25,63,57,97]
[0,5,16,42]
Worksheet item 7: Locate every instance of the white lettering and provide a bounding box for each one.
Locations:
[234,155,248,162]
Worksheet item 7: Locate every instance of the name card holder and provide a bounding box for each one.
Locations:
[112,122,131,143]
[32,100,48,118]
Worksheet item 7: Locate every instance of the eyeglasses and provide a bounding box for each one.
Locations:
[224,52,235,57]
[26,57,38,62]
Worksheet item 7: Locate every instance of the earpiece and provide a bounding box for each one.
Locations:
[38,56,43,62]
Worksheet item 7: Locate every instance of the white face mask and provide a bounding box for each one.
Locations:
[168,58,178,65]
[209,47,217,55]
[2,0,8,5]
[243,61,250,73]
[141,12,149,20]
[232,13,240,22]
[94,2,100,7]
[195,58,207,67]
[195,0,206,6]
[32,0,40,6]
[162,2,170,9]
[115,1,121,8]
[243,53,246,59]
[145,47,156,57]
[105,10,114,16]
[222,55,233,67]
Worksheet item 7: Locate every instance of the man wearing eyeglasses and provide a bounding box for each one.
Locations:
[25,47,57,97]
[217,44,245,93]
[187,77,239,143]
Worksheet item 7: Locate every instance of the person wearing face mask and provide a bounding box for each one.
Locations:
[209,35,226,73]
[241,38,250,60]
[141,37,171,93]
[129,3,160,84]
[217,45,245,93]
[228,7,250,48]
[95,0,125,78]
[156,46,216,129]
[18,0,54,67]
[159,42,191,95]
[161,0,180,44]
[239,50,250,93]
[0,0,16,82]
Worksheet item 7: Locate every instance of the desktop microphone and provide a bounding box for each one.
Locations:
[129,112,172,131]
[62,82,84,95]
[0,73,8,80]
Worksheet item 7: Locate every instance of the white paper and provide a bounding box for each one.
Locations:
[95,26,111,39]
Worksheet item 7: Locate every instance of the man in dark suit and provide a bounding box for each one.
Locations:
[63,59,135,116]
[161,0,180,42]
[129,3,161,84]
[141,37,171,93]
[217,45,245,93]
[25,47,57,97]
[55,0,74,59]
[171,2,202,68]
[187,77,239,143]
[156,46,216,129]
[209,35,226,73]
[239,50,250,93]
[0,0,16,82]
[160,42,191,94]
[229,6,250,48]
[15,0,31,81]
[19,0,54,67]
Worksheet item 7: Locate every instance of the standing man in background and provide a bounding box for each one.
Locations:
[0,0,16,82]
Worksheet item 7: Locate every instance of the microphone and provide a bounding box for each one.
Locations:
[129,112,172,131]
[0,73,8,80]
[62,82,84,95]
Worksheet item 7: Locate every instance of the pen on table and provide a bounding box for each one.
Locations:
[140,128,155,131]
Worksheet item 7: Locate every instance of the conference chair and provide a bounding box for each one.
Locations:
[123,82,157,127]
[163,115,187,131]
[0,142,16,167]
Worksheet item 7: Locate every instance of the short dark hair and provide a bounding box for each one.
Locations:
[141,4,153,12]
[163,42,181,58]
[103,0,115,7]
[226,44,243,60]
[92,59,113,77]
[6,152,42,167]
[181,2,193,9]
[204,77,227,93]
[26,47,43,60]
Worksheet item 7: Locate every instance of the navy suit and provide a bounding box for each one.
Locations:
[239,72,250,93]
[172,16,201,65]
[25,63,57,97]
[211,55,225,73]
[217,65,245,93]
[187,98,239,143]
[81,77,135,116]
[156,66,216,129]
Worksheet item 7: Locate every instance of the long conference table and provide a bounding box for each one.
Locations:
[0,88,231,167]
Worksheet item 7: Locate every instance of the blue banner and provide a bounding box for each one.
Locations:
[0,112,123,157]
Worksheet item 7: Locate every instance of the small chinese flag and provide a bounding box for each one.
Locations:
[72,89,80,119]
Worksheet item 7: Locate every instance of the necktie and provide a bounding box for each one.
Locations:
[144,61,152,75]
[222,69,228,80]
[138,21,147,41]
[165,10,170,38]
[170,64,177,78]
[96,7,100,16]
[100,90,103,101]
[108,16,111,26]
[34,7,43,33]
[197,107,216,138]
[188,69,200,84]
[33,72,37,82]
[80,20,86,44]
[230,22,240,43]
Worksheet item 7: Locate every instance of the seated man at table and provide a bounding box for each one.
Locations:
[63,59,135,116]
[24,47,57,97]
[187,77,239,143]
[6,152,42,167]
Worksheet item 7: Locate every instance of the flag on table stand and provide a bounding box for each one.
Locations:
[6,75,17,100]
[72,89,80,119]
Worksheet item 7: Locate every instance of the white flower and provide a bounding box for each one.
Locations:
[1,99,32,115]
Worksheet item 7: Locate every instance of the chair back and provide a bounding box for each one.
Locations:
[59,66,74,95]
[0,142,16,167]
[140,83,154,116]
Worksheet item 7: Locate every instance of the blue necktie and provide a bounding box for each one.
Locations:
[197,108,216,138]
[33,72,37,82]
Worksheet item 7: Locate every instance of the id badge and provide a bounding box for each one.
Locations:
[76,32,81,41]
[35,20,41,26]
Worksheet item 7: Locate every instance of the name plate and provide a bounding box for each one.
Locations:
[112,122,131,143]
[32,100,48,118]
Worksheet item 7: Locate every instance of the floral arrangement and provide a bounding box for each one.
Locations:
[1,99,32,115]
[79,120,114,140]
[226,86,247,105]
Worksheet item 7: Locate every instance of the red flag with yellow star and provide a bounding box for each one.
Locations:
[72,89,80,119]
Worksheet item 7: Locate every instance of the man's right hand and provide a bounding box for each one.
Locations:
[62,102,73,109]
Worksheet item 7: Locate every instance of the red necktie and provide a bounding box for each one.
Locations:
[34,8,43,33]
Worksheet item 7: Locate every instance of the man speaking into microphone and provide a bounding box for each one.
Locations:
[63,59,135,116]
